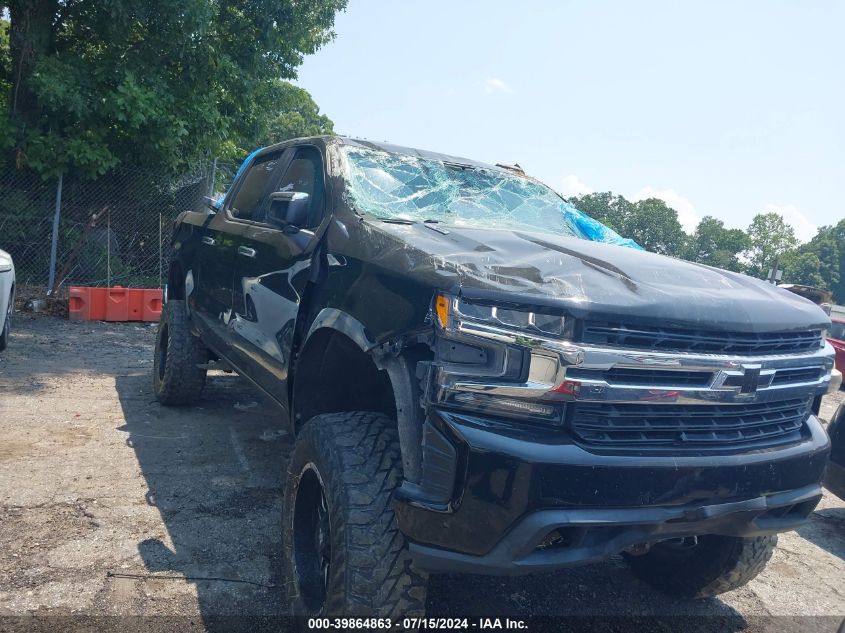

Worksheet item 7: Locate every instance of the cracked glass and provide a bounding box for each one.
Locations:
[339,146,641,249]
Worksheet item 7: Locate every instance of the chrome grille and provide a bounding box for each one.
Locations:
[438,307,834,456]
[565,365,825,391]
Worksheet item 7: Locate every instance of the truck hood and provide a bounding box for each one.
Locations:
[362,221,829,333]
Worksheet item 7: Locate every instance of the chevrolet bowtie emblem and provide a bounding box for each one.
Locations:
[739,365,762,394]
[714,364,773,394]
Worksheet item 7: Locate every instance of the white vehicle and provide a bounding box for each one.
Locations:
[0,249,15,351]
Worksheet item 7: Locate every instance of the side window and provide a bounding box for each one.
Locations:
[273,147,325,228]
[229,153,281,220]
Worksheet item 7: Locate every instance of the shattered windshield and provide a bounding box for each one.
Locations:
[339,146,641,249]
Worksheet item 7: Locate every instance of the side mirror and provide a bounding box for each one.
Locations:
[267,191,310,229]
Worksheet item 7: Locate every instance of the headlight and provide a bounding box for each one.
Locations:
[431,293,573,426]
[435,293,571,338]
[0,254,12,273]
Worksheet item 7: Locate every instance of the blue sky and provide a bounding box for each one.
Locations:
[295,0,843,242]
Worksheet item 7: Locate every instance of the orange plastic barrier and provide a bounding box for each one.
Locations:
[142,289,163,322]
[68,286,163,322]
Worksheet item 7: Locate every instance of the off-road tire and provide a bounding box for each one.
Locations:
[623,534,777,598]
[283,411,428,617]
[153,300,207,405]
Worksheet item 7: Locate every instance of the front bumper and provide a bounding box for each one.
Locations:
[395,408,829,576]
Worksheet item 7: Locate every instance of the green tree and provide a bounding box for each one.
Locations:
[567,192,633,233]
[0,18,9,104]
[781,251,825,288]
[250,81,334,150]
[626,198,687,257]
[1,0,346,176]
[782,220,845,302]
[568,192,687,256]
[744,212,798,279]
[684,216,750,272]
[812,221,845,302]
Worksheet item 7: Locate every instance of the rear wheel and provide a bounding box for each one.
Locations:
[152,300,207,405]
[623,534,777,598]
[283,411,428,617]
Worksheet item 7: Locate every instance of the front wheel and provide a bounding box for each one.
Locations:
[623,534,777,598]
[283,411,428,617]
[152,300,207,405]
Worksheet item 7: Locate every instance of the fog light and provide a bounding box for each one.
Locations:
[450,392,560,422]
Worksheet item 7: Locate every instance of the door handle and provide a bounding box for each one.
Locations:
[238,246,257,258]
[201,236,216,246]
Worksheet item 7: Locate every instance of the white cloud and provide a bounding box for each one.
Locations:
[559,174,594,198]
[481,78,513,94]
[631,186,701,234]
[761,203,817,243]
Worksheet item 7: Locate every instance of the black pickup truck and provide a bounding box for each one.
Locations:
[153,136,837,617]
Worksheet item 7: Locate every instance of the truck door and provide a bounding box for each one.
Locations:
[230,145,327,409]
[192,150,285,352]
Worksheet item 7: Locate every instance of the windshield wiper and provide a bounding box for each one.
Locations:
[423,221,450,235]
[443,161,475,171]
[379,218,449,234]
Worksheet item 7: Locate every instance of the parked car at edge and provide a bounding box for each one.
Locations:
[828,319,845,381]
[153,136,838,617]
[0,249,15,351]
[824,404,845,500]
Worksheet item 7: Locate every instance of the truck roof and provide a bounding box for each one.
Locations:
[257,135,508,173]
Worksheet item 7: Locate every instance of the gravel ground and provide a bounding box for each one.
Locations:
[0,314,843,632]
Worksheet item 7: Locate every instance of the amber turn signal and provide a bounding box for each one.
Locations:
[434,293,450,328]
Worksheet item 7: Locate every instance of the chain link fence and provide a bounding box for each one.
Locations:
[211,159,241,200]
[0,169,59,290]
[0,162,227,298]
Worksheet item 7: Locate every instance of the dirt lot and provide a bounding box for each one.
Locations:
[0,314,843,632]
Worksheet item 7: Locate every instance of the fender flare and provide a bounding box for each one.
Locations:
[301,308,424,482]
[305,307,377,352]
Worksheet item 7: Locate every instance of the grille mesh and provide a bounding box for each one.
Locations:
[582,322,822,355]
[571,398,811,450]
[566,367,712,387]
[771,367,823,385]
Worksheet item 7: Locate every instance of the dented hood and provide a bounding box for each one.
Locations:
[362,221,829,333]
